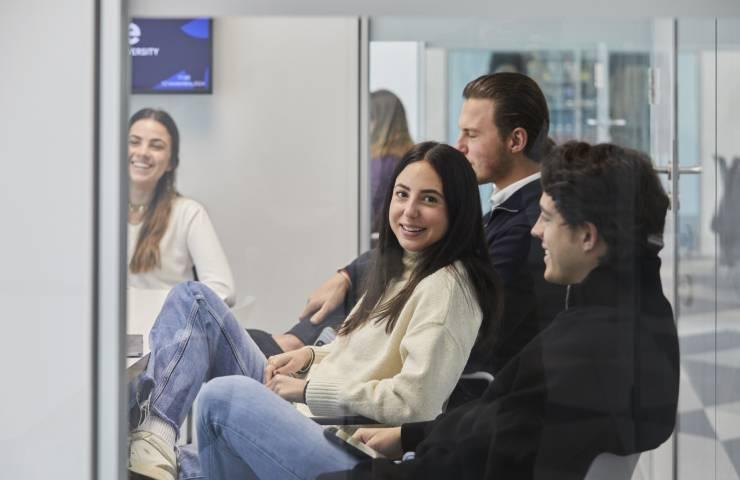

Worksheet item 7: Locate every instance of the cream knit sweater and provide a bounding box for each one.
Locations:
[304,256,482,425]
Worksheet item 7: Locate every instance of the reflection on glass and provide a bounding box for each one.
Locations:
[126,108,235,354]
[675,17,740,480]
[369,17,736,477]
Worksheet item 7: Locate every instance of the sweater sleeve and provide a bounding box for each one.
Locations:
[309,343,334,365]
[184,202,236,306]
[306,270,481,424]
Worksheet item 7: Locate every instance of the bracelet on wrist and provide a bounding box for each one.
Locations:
[302,380,310,403]
[296,348,315,375]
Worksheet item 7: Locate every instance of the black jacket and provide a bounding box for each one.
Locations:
[319,252,679,480]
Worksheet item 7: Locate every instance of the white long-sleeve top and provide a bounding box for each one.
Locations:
[304,257,482,425]
[127,196,236,306]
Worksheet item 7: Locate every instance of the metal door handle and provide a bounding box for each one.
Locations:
[586,118,627,127]
[654,165,702,179]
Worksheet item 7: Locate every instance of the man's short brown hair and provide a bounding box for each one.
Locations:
[463,73,550,162]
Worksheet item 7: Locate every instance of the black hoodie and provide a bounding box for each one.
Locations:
[319,250,679,480]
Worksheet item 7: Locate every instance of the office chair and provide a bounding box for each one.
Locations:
[584,452,640,480]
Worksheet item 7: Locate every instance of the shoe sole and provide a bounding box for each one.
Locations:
[129,472,154,480]
[128,465,174,480]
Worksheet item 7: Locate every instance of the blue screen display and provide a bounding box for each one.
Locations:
[129,18,213,94]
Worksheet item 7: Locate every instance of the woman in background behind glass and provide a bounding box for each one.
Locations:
[370,90,414,236]
[127,108,235,306]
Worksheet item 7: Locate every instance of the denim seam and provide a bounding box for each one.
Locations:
[149,298,199,430]
[201,415,218,480]
[203,302,253,378]
[192,284,256,379]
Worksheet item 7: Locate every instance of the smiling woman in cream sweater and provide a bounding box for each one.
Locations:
[304,255,480,424]
[127,142,502,480]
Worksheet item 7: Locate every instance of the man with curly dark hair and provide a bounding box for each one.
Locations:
[317,141,680,480]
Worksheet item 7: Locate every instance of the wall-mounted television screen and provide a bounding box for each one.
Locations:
[129,18,213,94]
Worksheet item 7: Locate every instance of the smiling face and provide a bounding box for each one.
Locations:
[455,98,513,186]
[389,161,449,253]
[531,193,595,285]
[128,118,173,191]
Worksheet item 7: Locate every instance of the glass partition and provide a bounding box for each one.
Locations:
[367,16,737,478]
[713,17,740,476]
[369,17,665,221]
[121,11,740,479]
[674,17,740,479]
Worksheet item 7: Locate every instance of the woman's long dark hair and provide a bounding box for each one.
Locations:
[339,142,502,353]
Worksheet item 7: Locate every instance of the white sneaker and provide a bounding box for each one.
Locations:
[128,430,177,480]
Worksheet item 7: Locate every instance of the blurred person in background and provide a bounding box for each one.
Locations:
[127,108,235,306]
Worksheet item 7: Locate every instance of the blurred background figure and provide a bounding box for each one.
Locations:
[488,52,528,74]
[712,155,740,268]
[127,108,235,347]
[370,89,414,236]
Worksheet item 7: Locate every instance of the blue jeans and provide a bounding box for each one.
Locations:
[197,376,360,479]
[129,281,268,478]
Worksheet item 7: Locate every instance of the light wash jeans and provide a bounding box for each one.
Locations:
[197,376,360,479]
[129,281,270,479]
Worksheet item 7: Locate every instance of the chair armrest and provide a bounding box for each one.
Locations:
[585,452,640,479]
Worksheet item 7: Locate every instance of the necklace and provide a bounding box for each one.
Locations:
[128,202,148,214]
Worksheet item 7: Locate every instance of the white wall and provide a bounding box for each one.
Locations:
[130,17,360,332]
[423,47,448,143]
[370,41,422,140]
[0,1,94,478]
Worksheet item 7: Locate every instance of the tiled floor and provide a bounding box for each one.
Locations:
[678,329,740,478]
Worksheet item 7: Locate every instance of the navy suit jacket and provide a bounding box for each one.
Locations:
[476,180,566,374]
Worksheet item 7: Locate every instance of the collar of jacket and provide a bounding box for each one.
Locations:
[486,180,542,222]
